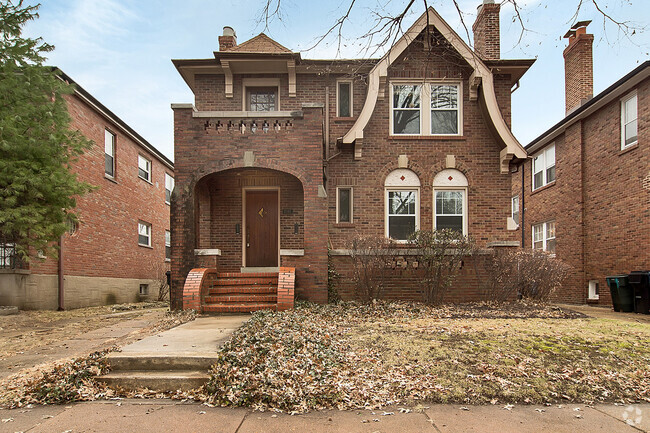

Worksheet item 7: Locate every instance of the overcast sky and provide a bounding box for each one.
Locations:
[23,0,649,162]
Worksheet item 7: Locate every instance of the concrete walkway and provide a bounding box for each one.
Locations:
[1,400,648,432]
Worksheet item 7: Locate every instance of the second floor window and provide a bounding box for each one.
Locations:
[532,144,555,190]
[337,81,352,117]
[105,129,115,177]
[165,230,171,260]
[621,92,638,149]
[511,195,519,225]
[247,87,277,111]
[165,173,174,204]
[138,221,151,247]
[336,187,352,223]
[392,83,461,136]
[138,155,151,182]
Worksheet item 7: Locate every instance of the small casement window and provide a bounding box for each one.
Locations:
[532,144,555,190]
[105,129,115,177]
[432,169,468,236]
[532,221,555,253]
[621,92,638,149]
[336,187,353,223]
[337,81,353,117]
[246,87,277,111]
[165,230,171,260]
[392,85,421,134]
[164,173,174,204]
[511,195,520,225]
[138,155,151,182]
[588,280,600,300]
[430,84,459,135]
[385,169,421,241]
[139,284,149,295]
[138,221,151,247]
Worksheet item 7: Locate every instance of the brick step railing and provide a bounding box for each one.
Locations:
[182,267,295,313]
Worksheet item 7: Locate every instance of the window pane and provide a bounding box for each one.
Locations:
[533,240,543,250]
[625,119,638,145]
[625,95,637,121]
[431,110,458,134]
[532,155,542,175]
[436,191,463,215]
[105,154,114,177]
[104,130,114,155]
[393,110,420,134]
[546,238,556,254]
[546,165,556,183]
[338,188,351,222]
[338,82,351,117]
[533,171,543,190]
[248,87,277,111]
[389,191,416,215]
[533,225,543,242]
[545,146,555,167]
[431,85,458,109]
[389,215,415,240]
[139,234,149,245]
[393,85,421,109]
[546,222,555,239]
[437,215,463,233]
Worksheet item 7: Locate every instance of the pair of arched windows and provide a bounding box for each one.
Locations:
[384,168,468,241]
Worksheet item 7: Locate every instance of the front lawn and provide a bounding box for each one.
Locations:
[202,302,650,413]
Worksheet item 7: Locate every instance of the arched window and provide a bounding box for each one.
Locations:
[432,169,468,236]
[385,169,420,241]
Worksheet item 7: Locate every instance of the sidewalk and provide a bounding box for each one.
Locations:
[1,400,648,432]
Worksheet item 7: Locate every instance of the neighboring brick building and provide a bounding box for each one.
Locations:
[0,71,174,310]
[511,22,649,304]
[171,2,535,311]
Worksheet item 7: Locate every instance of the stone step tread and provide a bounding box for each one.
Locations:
[204,294,277,304]
[100,370,210,379]
[202,303,277,313]
[98,371,209,392]
[211,278,278,286]
[106,354,218,371]
[207,285,277,294]
[217,272,278,278]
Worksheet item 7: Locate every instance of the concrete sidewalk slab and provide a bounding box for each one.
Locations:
[425,404,645,432]
[117,315,248,355]
[594,404,650,432]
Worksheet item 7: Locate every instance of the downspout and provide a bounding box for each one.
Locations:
[57,235,64,311]
[324,85,330,161]
[521,162,525,248]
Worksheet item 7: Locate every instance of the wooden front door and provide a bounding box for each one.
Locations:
[245,190,279,267]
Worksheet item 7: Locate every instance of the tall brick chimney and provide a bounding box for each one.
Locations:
[563,21,593,114]
[472,0,500,60]
[219,26,237,51]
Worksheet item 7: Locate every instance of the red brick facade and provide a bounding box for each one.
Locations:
[513,64,649,305]
[171,6,530,307]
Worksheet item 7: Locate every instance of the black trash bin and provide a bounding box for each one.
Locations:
[606,275,634,312]
[628,271,650,314]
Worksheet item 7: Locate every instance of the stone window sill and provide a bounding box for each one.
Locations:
[531,181,556,195]
[619,143,638,156]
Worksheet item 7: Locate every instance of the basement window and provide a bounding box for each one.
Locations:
[139,284,149,296]
[588,280,599,300]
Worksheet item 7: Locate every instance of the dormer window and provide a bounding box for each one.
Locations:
[247,87,277,111]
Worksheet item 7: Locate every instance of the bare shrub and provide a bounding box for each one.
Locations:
[147,260,171,302]
[348,234,392,302]
[409,229,475,305]
[478,249,571,302]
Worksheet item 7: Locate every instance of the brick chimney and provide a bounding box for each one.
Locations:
[472,0,500,60]
[218,26,237,51]
[563,21,593,114]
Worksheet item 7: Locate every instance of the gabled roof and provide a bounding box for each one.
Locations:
[527,60,650,154]
[226,33,293,54]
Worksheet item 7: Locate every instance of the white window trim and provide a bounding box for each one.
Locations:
[165,229,171,261]
[242,78,281,111]
[165,173,174,205]
[588,280,600,300]
[138,155,152,183]
[620,91,638,150]
[104,129,115,178]
[336,186,353,224]
[532,144,555,191]
[336,79,353,118]
[389,80,463,137]
[511,195,520,226]
[433,187,468,236]
[532,221,555,253]
[384,187,420,243]
[138,221,152,247]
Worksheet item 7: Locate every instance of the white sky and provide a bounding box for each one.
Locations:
[23,0,650,162]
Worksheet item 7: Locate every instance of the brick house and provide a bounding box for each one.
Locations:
[171,2,535,311]
[0,71,174,310]
[511,22,649,305]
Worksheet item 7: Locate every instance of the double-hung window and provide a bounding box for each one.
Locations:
[621,92,638,149]
[532,221,555,253]
[138,221,151,247]
[392,83,461,135]
[165,173,174,205]
[105,129,115,177]
[511,195,520,225]
[385,169,421,241]
[138,155,151,182]
[435,190,465,234]
[336,187,353,223]
[165,230,171,260]
[532,144,555,190]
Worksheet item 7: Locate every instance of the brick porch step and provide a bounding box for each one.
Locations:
[212,277,278,286]
[204,294,277,304]
[207,285,277,296]
[202,303,277,313]
[217,272,278,278]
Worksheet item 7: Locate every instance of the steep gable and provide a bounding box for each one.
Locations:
[226,33,293,54]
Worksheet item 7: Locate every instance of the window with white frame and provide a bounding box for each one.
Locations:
[532,221,555,253]
[532,144,555,190]
[138,155,151,182]
[165,173,174,204]
[337,80,353,117]
[433,169,468,235]
[391,83,461,135]
[336,187,353,223]
[588,280,599,300]
[138,221,151,247]
[385,169,420,241]
[511,195,520,225]
[105,129,115,177]
[165,230,171,260]
[621,92,638,149]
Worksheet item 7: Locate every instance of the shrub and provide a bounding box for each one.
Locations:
[327,249,341,304]
[348,233,392,302]
[409,229,475,305]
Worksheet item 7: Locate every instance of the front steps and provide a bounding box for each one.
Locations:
[203,272,278,313]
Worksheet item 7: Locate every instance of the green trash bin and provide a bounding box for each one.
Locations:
[606,275,634,312]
